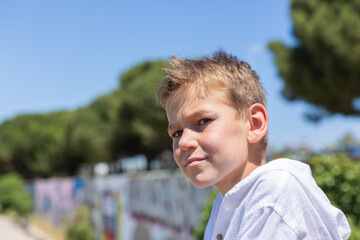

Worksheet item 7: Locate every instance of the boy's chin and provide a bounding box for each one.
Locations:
[189,179,214,189]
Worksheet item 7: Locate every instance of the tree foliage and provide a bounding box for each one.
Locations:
[0,107,117,178]
[0,112,72,178]
[0,60,171,177]
[111,61,171,169]
[269,0,360,120]
[62,107,113,175]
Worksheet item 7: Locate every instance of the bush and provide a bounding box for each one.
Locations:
[309,153,360,223]
[309,153,360,239]
[0,173,32,217]
[66,205,94,240]
[347,216,360,240]
[194,189,218,240]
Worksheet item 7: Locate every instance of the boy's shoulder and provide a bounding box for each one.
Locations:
[216,159,315,223]
[227,158,313,200]
[249,158,315,196]
[244,160,315,215]
[212,159,351,239]
[221,158,344,231]
[235,159,327,207]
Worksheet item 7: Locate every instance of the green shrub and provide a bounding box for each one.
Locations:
[310,153,360,238]
[194,189,218,240]
[0,173,32,217]
[348,216,360,240]
[66,205,94,240]
[309,153,360,223]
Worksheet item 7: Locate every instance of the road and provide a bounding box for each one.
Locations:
[0,216,54,240]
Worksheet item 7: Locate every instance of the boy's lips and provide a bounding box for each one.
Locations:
[184,157,208,167]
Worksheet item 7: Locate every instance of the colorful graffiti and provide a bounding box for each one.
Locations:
[34,177,86,226]
[128,173,212,239]
[32,171,212,240]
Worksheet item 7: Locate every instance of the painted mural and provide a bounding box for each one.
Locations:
[32,171,213,240]
[34,177,86,226]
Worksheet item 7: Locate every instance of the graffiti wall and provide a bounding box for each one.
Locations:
[33,171,213,240]
[33,177,86,226]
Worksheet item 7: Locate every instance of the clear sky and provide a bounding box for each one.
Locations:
[1,0,359,151]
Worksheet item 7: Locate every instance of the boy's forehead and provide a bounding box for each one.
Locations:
[165,85,232,114]
[166,86,199,110]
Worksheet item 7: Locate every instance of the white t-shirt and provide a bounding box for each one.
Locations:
[204,159,351,240]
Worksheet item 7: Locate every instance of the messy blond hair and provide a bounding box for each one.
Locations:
[157,50,268,149]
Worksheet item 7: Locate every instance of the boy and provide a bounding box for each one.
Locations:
[156,51,351,239]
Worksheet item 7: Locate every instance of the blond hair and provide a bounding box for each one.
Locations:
[157,50,268,149]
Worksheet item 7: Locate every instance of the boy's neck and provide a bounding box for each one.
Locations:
[217,147,266,196]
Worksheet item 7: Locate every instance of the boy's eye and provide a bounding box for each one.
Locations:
[198,118,211,126]
[172,130,183,138]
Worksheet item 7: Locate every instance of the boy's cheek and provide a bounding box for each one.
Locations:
[173,155,182,169]
[172,149,182,165]
[172,141,179,151]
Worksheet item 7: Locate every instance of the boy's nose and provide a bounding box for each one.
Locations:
[178,129,198,151]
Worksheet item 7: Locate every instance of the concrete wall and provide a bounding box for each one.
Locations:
[33,170,213,240]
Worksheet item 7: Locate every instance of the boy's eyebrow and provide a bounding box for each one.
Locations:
[167,121,181,134]
[167,110,213,132]
[167,124,175,133]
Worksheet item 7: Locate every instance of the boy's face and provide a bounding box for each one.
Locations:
[166,86,251,194]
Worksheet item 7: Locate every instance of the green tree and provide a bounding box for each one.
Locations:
[0,112,72,178]
[62,90,122,174]
[0,88,122,177]
[62,109,110,175]
[111,61,172,169]
[0,60,171,177]
[269,0,360,120]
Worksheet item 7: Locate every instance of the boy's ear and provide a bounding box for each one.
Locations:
[247,103,268,144]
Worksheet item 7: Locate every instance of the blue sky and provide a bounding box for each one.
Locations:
[1,0,359,151]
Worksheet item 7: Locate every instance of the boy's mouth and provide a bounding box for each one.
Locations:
[185,157,207,168]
